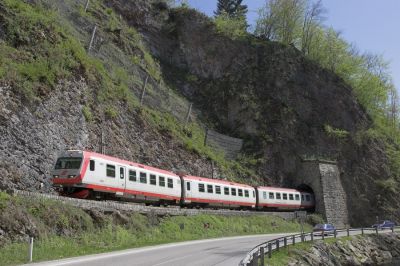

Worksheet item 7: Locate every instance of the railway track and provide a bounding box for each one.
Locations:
[12,189,296,219]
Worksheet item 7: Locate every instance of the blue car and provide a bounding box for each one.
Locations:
[313,224,336,236]
[372,220,395,230]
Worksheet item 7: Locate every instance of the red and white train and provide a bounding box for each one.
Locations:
[51,150,315,211]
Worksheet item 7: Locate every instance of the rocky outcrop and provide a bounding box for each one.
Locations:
[116,6,397,226]
[289,233,400,266]
[0,78,216,192]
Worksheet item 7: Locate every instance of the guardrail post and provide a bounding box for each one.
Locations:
[284,237,287,248]
[375,227,378,235]
[251,252,258,266]
[392,227,394,233]
[311,232,314,241]
[347,228,350,237]
[334,229,337,238]
[292,235,295,245]
[28,237,33,262]
[361,228,364,235]
[268,242,272,258]
[260,247,265,265]
[276,239,280,251]
[322,231,325,240]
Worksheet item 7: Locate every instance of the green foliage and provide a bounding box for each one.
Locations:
[375,178,398,194]
[105,107,118,119]
[306,214,325,226]
[214,12,248,40]
[82,106,93,122]
[324,124,349,140]
[0,0,85,100]
[0,192,11,210]
[215,0,248,19]
[0,206,307,265]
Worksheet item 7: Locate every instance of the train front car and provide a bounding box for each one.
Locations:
[51,150,90,198]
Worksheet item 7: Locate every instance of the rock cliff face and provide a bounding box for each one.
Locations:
[289,234,400,266]
[0,0,399,226]
[111,4,397,225]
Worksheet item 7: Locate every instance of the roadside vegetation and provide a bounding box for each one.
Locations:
[265,237,352,265]
[0,193,310,266]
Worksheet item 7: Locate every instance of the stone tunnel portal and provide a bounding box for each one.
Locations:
[297,160,349,228]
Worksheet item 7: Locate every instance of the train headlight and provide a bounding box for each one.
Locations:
[53,175,59,178]
[68,175,76,178]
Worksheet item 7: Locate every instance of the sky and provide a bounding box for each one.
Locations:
[186,0,400,92]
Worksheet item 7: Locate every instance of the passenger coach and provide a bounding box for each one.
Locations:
[256,186,314,210]
[181,175,256,209]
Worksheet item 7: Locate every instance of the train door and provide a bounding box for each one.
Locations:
[117,166,126,193]
[185,180,192,199]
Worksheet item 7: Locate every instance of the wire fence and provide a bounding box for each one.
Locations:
[240,226,400,266]
[50,0,244,159]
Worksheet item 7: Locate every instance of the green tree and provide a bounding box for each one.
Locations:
[215,0,248,19]
[255,0,305,45]
[214,11,247,40]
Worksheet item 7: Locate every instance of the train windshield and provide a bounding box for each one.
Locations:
[55,157,82,170]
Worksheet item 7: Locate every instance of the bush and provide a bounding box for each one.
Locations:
[306,214,325,226]
[214,12,247,40]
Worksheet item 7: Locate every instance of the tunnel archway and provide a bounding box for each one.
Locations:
[296,184,314,193]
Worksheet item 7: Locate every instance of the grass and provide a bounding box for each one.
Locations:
[0,193,309,266]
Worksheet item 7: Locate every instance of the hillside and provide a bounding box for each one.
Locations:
[0,0,399,226]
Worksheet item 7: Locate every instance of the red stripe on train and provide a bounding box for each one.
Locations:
[85,184,181,201]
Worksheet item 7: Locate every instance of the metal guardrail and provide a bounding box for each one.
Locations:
[239,226,400,266]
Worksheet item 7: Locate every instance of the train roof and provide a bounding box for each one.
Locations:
[256,186,301,193]
[183,175,254,188]
[81,151,178,177]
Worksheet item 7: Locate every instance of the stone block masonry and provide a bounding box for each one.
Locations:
[319,163,349,228]
[297,161,349,228]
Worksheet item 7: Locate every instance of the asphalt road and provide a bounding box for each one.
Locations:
[27,233,293,266]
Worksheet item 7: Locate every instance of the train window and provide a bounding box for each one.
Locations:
[129,170,137,182]
[224,187,229,195]
[159,176,165,187]
[207,184,213,193]
[295,194,300,201]
[269,192,274,199]
[106,164,115,178]
[263,191,267,199]
[306,195,311,201]
[120,168,124,179]
[90,160,95,171]
[150,174,156,185]
[199,183,205,192]
[289,194,294,200]
[167,178,173,188]
[186,182,191,191]
[140,172,147,184]
[238,189,243,197]
[216,186,221,194]
[244,190,249,197]
[283,193,288,200]
[231,188,237,196]
[276,193,281,199]
[253,191,255,198]
[301,195,305,201]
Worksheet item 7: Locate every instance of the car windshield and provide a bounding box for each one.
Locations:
[55,157,82,170]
